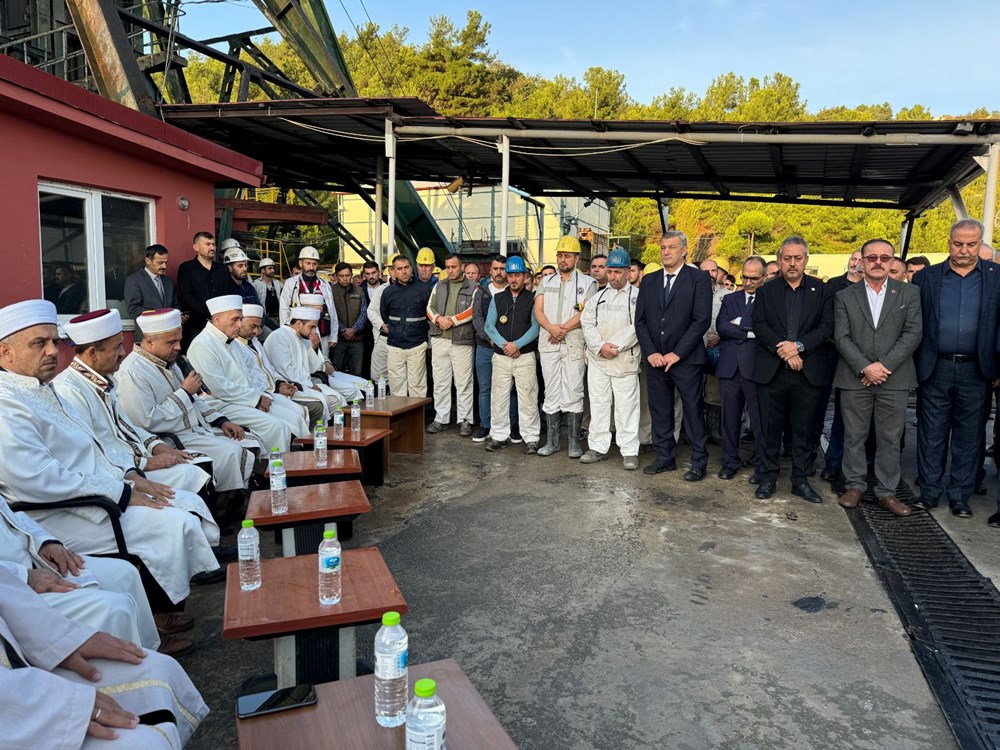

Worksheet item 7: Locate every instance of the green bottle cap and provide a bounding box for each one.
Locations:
[382,611,400,626]
[353,399,359,404]
[413,679,436,698]
[271,447,280,452]
[323,530,336,539]
[242,519,254,528]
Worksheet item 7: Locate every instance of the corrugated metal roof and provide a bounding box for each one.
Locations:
[160,97,1000,216]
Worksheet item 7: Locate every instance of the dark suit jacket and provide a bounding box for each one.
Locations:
[716,290,756,380]
[124,269,178,318]
[635,264,712,365]
[833,278,921,390]
[912,260,1000,382]
[752,274,833,387]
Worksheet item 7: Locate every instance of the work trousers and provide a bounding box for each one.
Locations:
[430,337,475,425]
[586,365,640,456]
[490,352,541,443]
[331,337,364,376]
[476,345,517,430]
[387,342,428,398]
[540,343,587,414]
[371,333,388,382]
[841,386,908,497]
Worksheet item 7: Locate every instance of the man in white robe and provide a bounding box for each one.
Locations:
[0,566,208,748]
[295,293,366,403]
[0,491,161,652]
[187,294,292,452]
[116,308,261,495]
[278,245,338,351]
[236,303,317,433]
[0,301,221,610]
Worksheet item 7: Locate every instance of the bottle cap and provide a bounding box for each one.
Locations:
[242,519,254,528]
[382,611,400,626]
[353,399,359,404]
[316,420,324,426]
[271,447,280,452]
[413,679,436,698]
[323,530,336,539]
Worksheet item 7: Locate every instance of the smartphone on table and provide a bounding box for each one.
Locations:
[236,683,318,719]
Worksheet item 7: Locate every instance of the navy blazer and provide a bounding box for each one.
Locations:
[716,290,756,380]
[635,264,712,366]
[911,259,1000,382]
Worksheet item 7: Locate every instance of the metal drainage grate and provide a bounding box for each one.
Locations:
[847,481,1000,750]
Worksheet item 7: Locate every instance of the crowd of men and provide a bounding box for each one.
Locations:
[4,218,999,744]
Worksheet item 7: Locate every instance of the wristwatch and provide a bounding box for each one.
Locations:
[795,341,805,353]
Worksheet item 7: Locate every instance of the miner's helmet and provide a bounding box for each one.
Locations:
[554,235,582,255]
[607,248,631,269]
[505,255,528,274]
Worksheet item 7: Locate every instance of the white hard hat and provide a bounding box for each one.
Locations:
[298,246,320,261]
[258,258,276,269]
[219,238,242,252]
[222,247,250,264]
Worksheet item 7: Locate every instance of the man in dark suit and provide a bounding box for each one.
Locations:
[177,231,229,349]
[912,219,1000,519]
[833,239,922,516]
[716,256,767,481]
[635,230,712,480]
[124,244,179,319]
[752,236,834,502]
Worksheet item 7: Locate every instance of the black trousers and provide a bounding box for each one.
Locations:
[758,367,823,483]
[645,361,708,468]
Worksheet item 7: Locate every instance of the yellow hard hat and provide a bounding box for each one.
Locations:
[438,269,447,280]
[555,235,582,254]
[644,262,662,274]
[416,247,435,265]
[386,253,400,265]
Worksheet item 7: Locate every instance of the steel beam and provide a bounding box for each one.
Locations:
[947,185,969,219]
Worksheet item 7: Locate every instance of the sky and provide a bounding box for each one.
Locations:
[179,0,1000,116]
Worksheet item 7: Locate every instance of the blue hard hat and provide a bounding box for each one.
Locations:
[607,248,631,269]
[505,255,528,274]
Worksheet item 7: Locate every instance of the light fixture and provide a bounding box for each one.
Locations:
[177,196,189,210]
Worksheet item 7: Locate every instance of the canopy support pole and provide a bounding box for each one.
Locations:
[498,135,511,257]
[983,143,1000,246]
[385,119,397,258]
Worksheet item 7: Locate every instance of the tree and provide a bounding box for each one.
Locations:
[733,210,774,257]
[641,243,660,265]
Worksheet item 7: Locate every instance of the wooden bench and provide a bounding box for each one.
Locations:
[236,658,517,749]
[266,449,362,487]
[293,426,391,486]
[246,480,371,553]
[223,549,407,687]
[340,396,431,455]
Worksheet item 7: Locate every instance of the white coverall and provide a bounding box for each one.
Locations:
[536,270,596,414]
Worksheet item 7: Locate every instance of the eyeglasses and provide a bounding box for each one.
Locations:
[864,255,893,264]
[742,274,763,282]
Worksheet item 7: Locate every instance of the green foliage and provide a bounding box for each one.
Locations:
[641,243,660,265]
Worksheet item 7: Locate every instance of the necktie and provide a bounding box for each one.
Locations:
[664,274,675,303]
[154,275,164,301]
[743,294,755,330]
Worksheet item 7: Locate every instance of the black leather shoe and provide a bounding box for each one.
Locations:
[683,467,706,482]
[912,497,939,511]
[213,546,238,563]
[820,467,841,482]
[988,511,1000,528]
[748,473,762,485]
[643,459,677,475]
[975,484,988,496]
[717,467,738,480]
[951,505,973,518]
[792,482,823,504]
[755,481,776,499]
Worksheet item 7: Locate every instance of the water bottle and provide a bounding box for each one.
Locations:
[314,420,328,467]
[237,520,261,591]
[405,679,446,749]
[317,530,341,605]
[332,410,345,441]
[366,380,375,408]
[351,399,361,435]
[270,456,287,515]
[269,446,280,464]
[374,611,408,727]
[377,375,387,400]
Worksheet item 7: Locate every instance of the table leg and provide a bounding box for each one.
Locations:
[271,627,355,686]
[274,636,297,688]
[339,627,357,679]
[281,527,296,557]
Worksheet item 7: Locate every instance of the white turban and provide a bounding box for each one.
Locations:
[0,299,57,341]
[290,307,321,321]
[137,308,182,334]
[298,294,324,307]
[206,295,244,316]
[63,309,122,345]
[242,304,264,319]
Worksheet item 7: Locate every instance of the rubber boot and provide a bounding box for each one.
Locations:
[537,412,562,457]
[567,412,583,459]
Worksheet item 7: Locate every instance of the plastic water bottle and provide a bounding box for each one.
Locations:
[269,446,280,464]
[332,410,345,441]
[317,530,341,605]
[374,611,408,727]
[351,399,361,435]
[237,520,261,591]
[269,456,287,515]
[377,375,387,400]
[366,380,375,408]
[314,420,327,467]
[405,679,446,749]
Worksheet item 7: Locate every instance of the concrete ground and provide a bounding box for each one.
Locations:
[182,409,1000,750]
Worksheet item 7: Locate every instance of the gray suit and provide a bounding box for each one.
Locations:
[124,268,178,319]
[833,278,922,496]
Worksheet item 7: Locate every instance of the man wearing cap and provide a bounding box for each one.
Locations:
[294,294,366,403]
[187,295,293,453]
[234,304,314,434]
[264,307,350,420]
[253,257,282,322]
[177,231,229,348]
[472,255,520,443]
[0,300,222,613]
[484,255,541,452]
[381,255,433,397]
[426,253,477,436]
[534,235,597,458]
[279,246,338,351]
[579,249,641,470]
[330,262,368,377]
[415,248,438,287]
[124,244,179,319]
[367,256,395,384]
[116,308,260,497]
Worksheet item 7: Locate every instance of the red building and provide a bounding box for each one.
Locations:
[0,54,262,352]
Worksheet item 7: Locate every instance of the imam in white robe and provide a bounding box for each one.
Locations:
[187,322,292,452]
[0,567,208,749]
[235,334,313,435]
[0,370,220,604]
[263,324,349,419]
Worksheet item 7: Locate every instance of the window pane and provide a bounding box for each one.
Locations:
[39,191,89,315]
[102,195,149,312]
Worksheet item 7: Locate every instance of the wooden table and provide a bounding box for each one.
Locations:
[247,481,371,554]
[236,658,516,749]
[340,396,431,455]
[224,549,407,688]
[293,426,392,486]
[266,449,361,486]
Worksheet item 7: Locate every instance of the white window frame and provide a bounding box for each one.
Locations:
[38,181,156,328]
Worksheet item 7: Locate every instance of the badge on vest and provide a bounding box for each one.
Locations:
[499,315,509,324]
